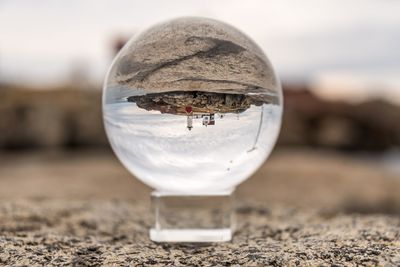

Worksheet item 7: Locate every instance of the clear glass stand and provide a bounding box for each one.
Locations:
[150,190,235,242]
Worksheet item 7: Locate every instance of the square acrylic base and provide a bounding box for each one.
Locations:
[150,190,235,243]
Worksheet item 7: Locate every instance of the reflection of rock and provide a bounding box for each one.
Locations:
[109,17,279,95]
[127,91,274,115]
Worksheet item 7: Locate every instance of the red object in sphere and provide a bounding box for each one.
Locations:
[185,106,193,113]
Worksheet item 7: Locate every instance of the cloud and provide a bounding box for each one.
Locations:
[0,0,399,85]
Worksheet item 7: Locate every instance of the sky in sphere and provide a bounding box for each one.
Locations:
[0,0,399,101]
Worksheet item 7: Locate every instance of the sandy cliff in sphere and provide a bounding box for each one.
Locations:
[108,17,279,95]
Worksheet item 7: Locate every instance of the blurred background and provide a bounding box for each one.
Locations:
[0,0,399,212]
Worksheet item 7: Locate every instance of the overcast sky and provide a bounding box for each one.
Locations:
[1,0,400,94]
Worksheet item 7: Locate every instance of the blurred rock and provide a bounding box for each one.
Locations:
[280,85,400,151]
[0,85,108,149]
[1,83,399,151]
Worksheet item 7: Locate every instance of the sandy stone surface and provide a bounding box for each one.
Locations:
[1,200,399,266]
[107,17,279,95]
[0,149,400,266]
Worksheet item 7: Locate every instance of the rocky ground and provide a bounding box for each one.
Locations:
[0,148,399,266]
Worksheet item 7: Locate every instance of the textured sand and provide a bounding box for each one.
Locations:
[0,149,399,266]
[107,17,279,95]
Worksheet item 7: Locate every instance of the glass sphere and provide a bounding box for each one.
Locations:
[103,17,282,193]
